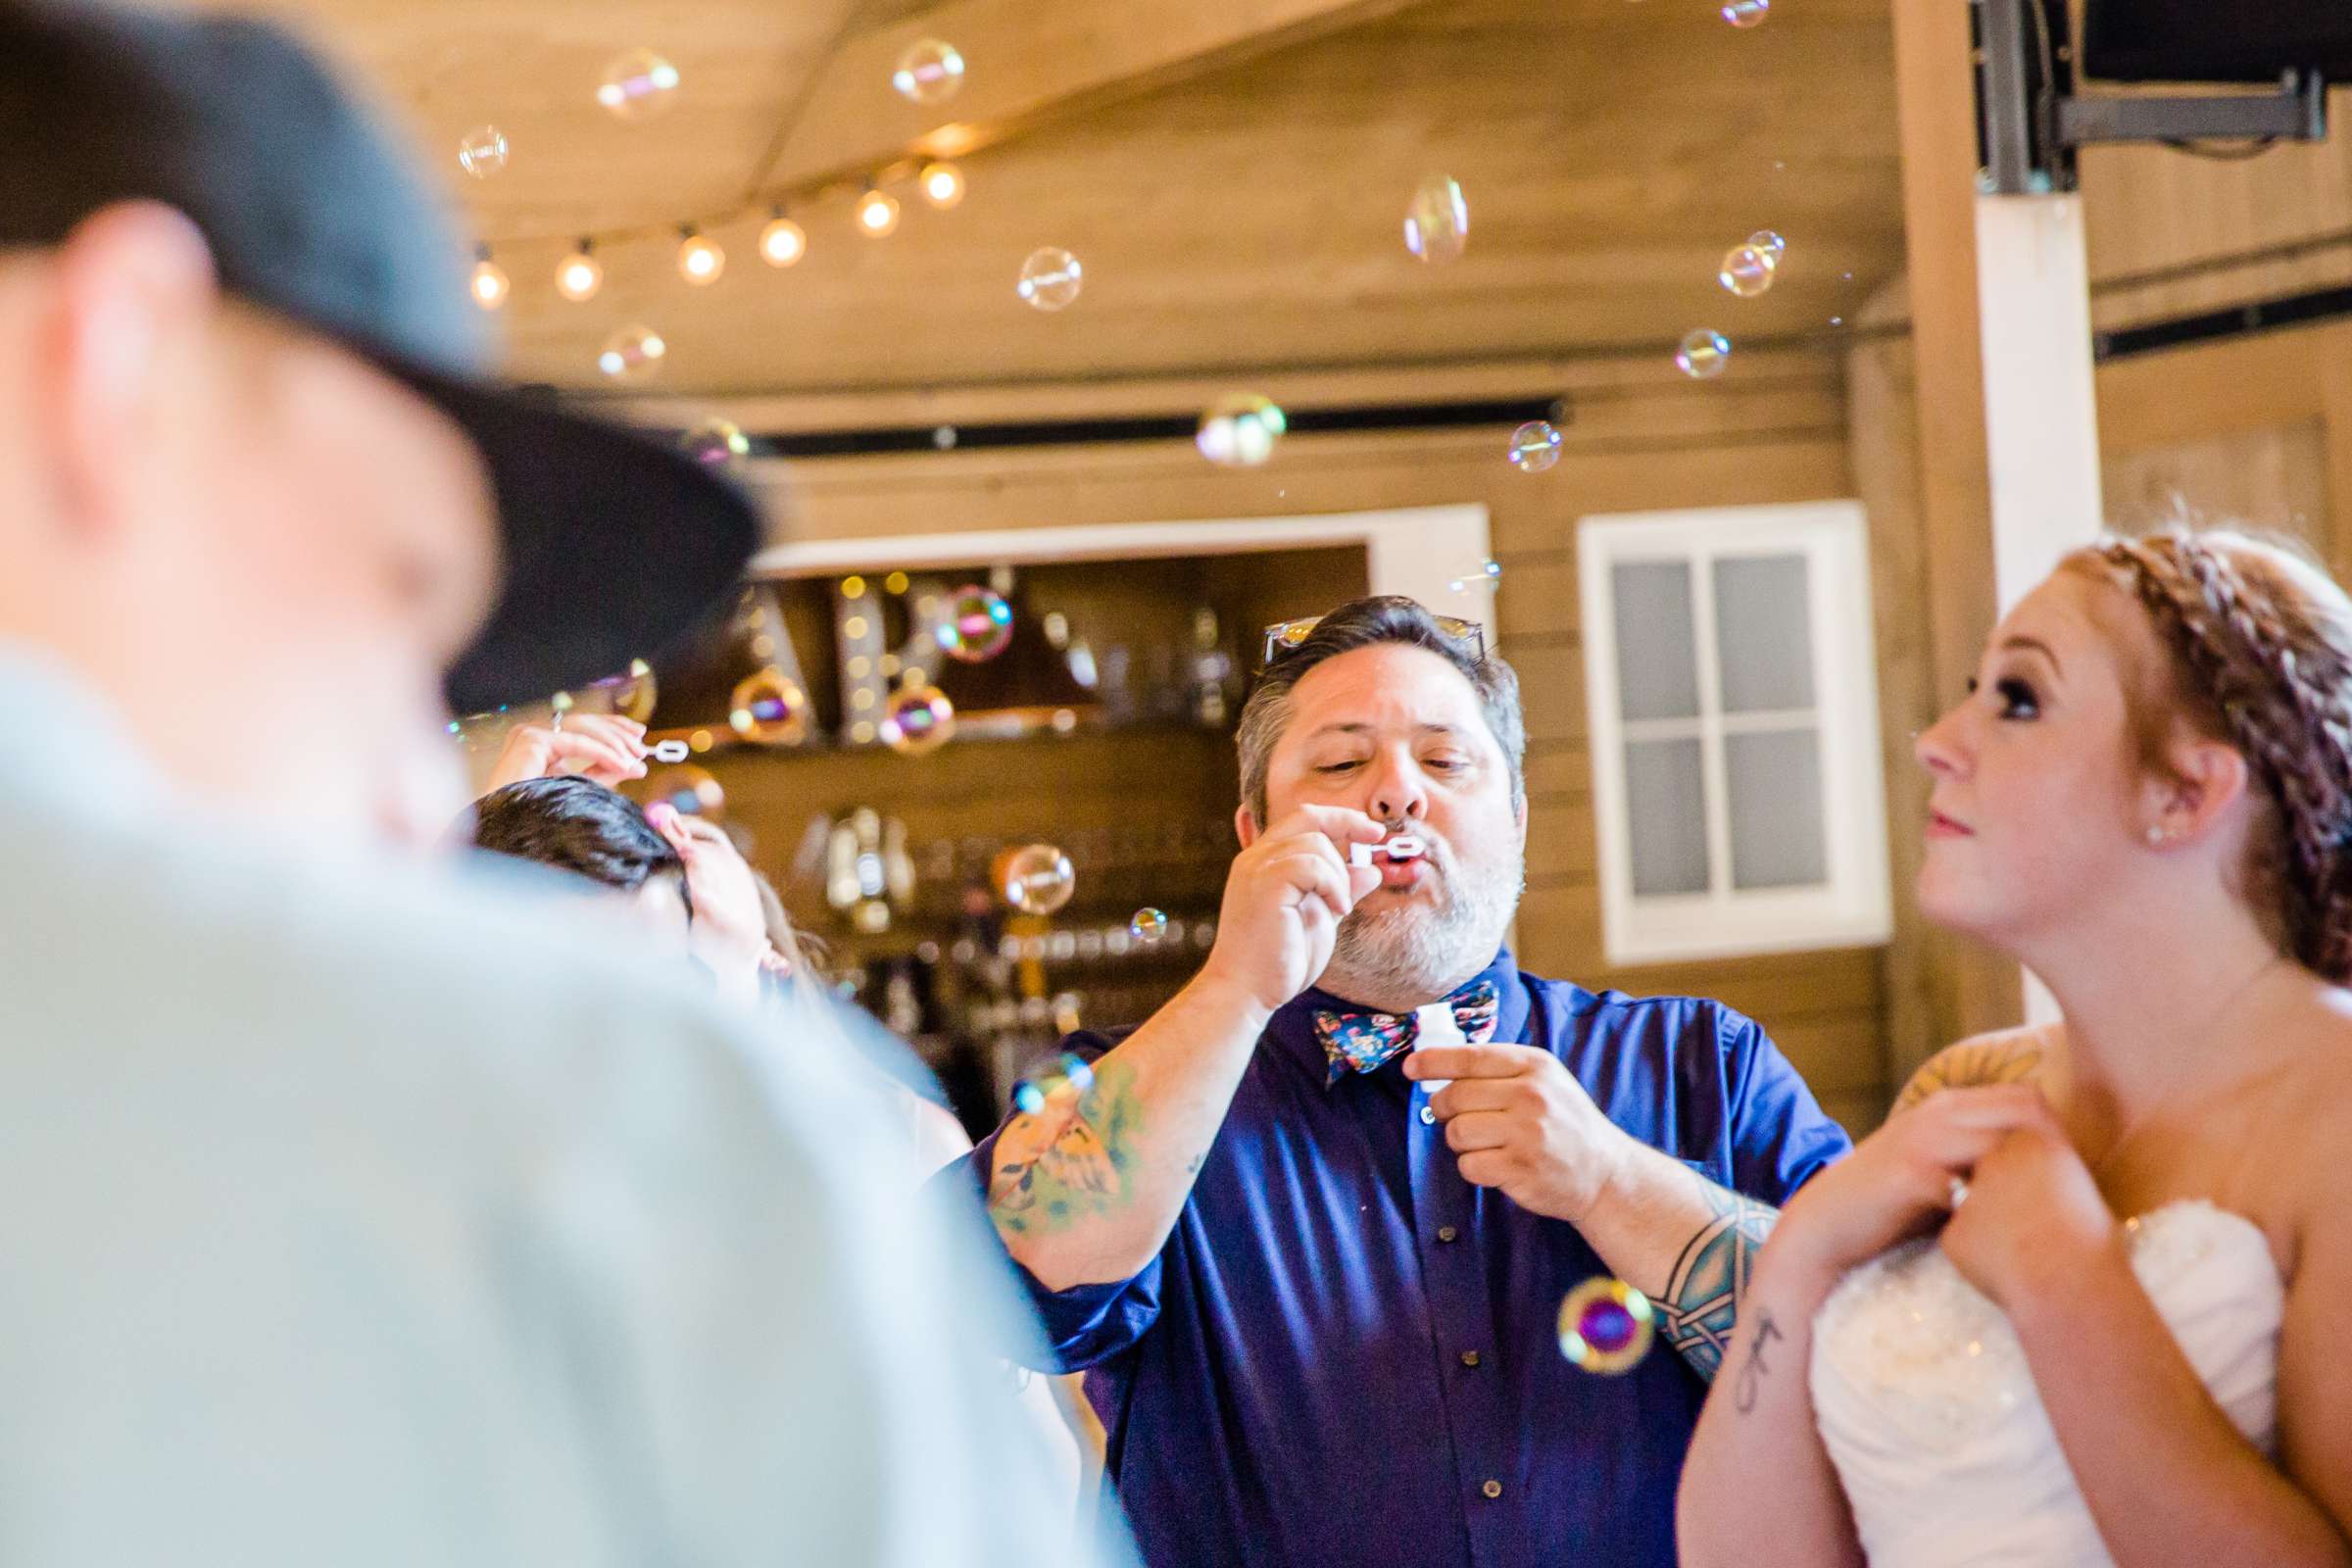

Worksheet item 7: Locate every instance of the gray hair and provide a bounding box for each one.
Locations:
[1235,595,1527,827]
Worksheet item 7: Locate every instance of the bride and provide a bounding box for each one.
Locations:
[1677,529,2352,1567]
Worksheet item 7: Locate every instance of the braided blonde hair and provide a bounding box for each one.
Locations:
[2063,529,2352,981]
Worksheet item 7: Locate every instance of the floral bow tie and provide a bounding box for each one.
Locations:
[1312,979,1499,1086]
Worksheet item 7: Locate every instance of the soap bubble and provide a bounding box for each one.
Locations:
[643,764,724,821]
[1196,393,1287,467]
[1002,844,1076,915]
[879,684,955,756]
[597,49,681,121]
[936,585,1014,663]
[681,418,750,469]
[589,658,658,722]
[893,39,965,105]
[1130,907,1169,943]
[729,668,808,746]
[1557,1277,1656,1375]
[1722,0,1768,26]
[1719,243,1777,298]
[1404,174,1469,264]
[457,125,508,178]
[1676,329,1732,380]
[597,323,666,382]
[1749,229,1788,261]
[1017,248,1084,312]
[1508,420,1562,473]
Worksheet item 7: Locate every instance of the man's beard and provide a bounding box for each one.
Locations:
[1320,828,1524,1012]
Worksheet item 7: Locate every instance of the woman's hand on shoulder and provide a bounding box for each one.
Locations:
[1765,1084,2067,1294]
[1936,1120,2117,1313]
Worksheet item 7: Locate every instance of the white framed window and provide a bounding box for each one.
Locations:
[1578,501,1892,966]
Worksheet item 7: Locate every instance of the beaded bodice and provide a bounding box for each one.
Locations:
[1809,1201,2283,1566]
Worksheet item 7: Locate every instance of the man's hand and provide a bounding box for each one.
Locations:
[1197,806,1385,1017]
[482,713,649,792]
[1407,1042,1636,1224]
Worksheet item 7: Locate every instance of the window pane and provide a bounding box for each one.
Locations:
[1714,555,1815,713]
[1611,562,1699,721]
[1625,738,1709,896]
[1726,728,1827,889]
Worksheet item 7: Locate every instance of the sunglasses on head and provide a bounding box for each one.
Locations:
[1258,614,1488,672]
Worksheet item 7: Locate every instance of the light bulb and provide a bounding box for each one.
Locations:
[677,228,724,285]
[919,161,965,210]
[555,242,603,303]
[759,212,807,267]
[469,249,509,311]
[858,188,901,237]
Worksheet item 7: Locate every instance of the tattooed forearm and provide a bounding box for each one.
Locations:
[1732,1309,1784,1414]
[987,1058,1141,1236]
[1658,1178,1778,1381]
[1892,1037,2044,1114]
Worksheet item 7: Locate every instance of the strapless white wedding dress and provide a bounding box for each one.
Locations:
[1809,1200,2283,1567]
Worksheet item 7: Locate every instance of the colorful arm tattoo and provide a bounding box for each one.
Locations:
[1659,1176,1779,1381]
[987,1057,1140,1236]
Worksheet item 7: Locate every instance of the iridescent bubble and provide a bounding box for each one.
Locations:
[1557,1277,1656,1375]
[1002,844,1076,915]
[1196,393,1287,467]
[1017,248,1083,312]
[935,585,1014,663]
[643,764,724,821]
[1719,242,1778,298]
[1059,1053,1096,1093]
[729,668,808,746]
[1749,229,1788,261]
[879,684,956,756]
[1722,0,1768,25]
[1676,329,1732,380]
[1508,420,1562,473]
[1404,174,1469,264]
[457,125,509,178]
[590,658,658,722]
[597,49,681,121]
[597,323,666,382]
[1012,1079,1047,1116]
[1130,907,1169,943]
[681,418,750,469]
[893,38,965,105]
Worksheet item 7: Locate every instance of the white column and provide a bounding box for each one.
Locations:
[1974,189,2103,1024]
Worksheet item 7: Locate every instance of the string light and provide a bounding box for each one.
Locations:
[469,245,509,311]
[677,225,725,285]
[555,239,603,302]
[919,160,965,210]
[760,208,808,268]
[858,185,901,238]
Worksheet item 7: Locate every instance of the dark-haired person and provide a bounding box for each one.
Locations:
[466,770,1102,1544]
[470,773,697,959]
[0,2,1102,1561]
[1680,529,2352,1568]
[940,595,1852,1568]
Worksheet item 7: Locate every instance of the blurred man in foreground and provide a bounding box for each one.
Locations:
[0,2,1086,1562]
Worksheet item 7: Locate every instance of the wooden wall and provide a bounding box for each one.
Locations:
[2080,86,2352,561]
[710,346,1890,1134]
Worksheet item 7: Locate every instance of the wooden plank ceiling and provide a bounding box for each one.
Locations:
[188,0,1908,398]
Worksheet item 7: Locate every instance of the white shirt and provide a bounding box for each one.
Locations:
[0,648,1102,1566]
